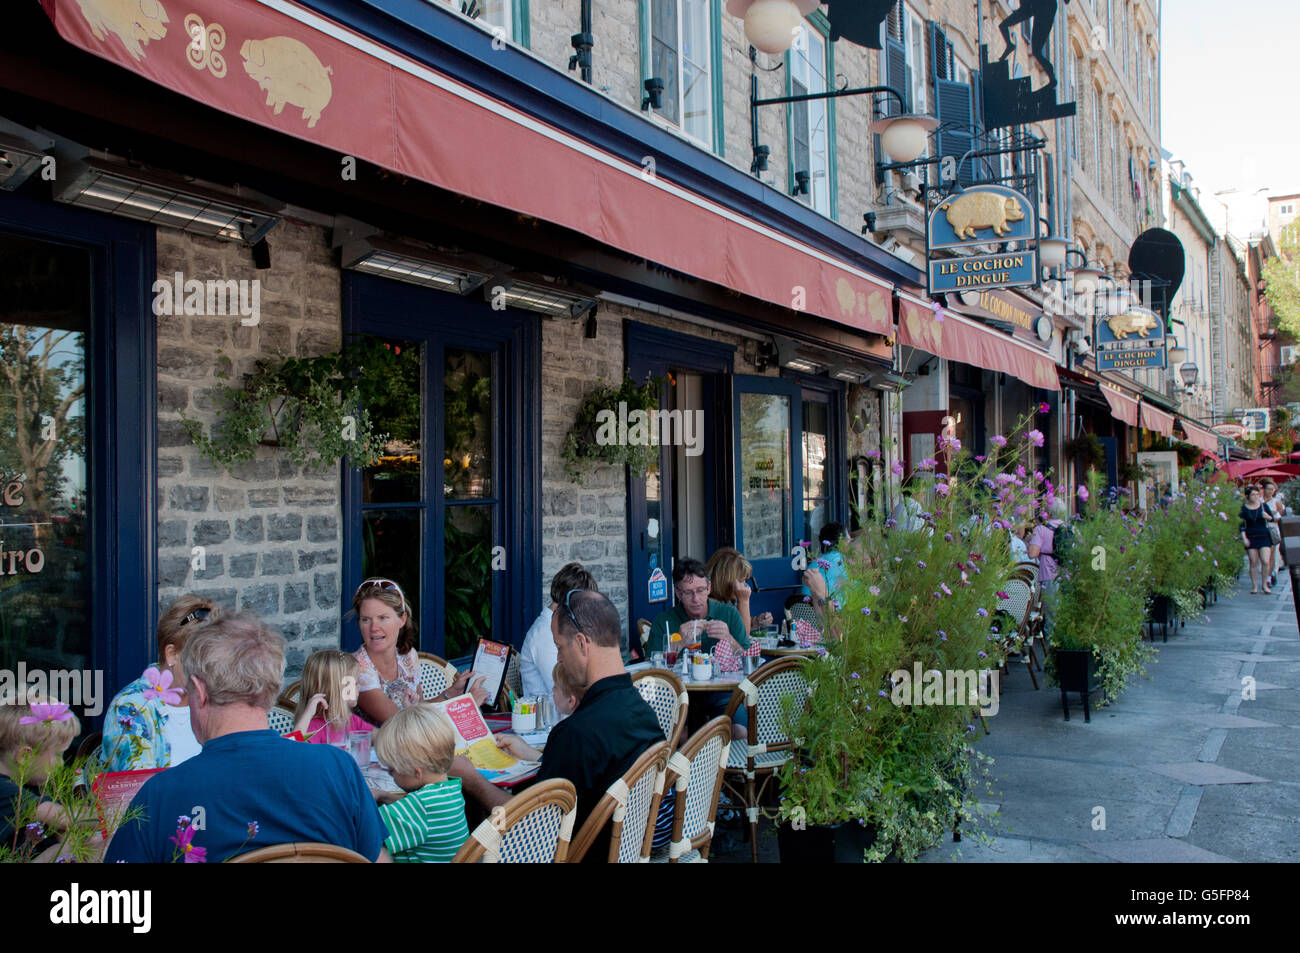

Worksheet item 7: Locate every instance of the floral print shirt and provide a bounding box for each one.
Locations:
[353,647,421,710]
[102,674,183,772]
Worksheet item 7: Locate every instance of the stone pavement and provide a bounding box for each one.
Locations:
[921,568,1300,863]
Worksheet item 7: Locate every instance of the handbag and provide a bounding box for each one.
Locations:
[1268,521,1282,544]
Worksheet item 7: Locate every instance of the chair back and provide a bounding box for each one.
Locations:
[567,741,670,863]
[229,842,370,863]
[630,668,688,750]
[787,599,821,631]
[267,706,297,735]
[416,652,458,700]
[664,717,731,861]
[452,779,578,863]
[636,618,652,652]
[724,656,807,766]
[997,578,1033,630]
[277,679,301,710]
[75,732,103,767]
[504,651,523,698]
[1015,561,1040,584]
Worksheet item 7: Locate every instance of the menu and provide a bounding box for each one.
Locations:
[470,638,511,706]
[433,695,537,784]
[91,769,164,837]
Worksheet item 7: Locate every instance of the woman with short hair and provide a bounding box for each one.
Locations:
[706,547,772,634]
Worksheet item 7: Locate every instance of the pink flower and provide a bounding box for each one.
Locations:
[1039,401,1051,414]
[990,435,1008,448]
[1027,429,1045,448]
[170,823,207,863]
[891,461,905,477]
[935,483,951,496]
[918,457,937,471]
[931,302,945,323]
[19,703,73,725]
[142,666,183,706]
[1078,486,1089,503]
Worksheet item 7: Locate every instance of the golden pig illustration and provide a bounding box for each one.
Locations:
[240,36,334,128]
[939,191,1026,239]
[75,0,169,62]
[1105,309,1159,339]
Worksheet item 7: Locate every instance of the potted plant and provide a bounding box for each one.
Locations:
[1046,471,1156,720]
[561,372,663,484]
[1064,432,1106,470]
[775,416,1051,860]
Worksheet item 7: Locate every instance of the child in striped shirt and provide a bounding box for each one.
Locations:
[370,705,469,862]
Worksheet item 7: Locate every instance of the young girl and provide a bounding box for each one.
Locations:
[370,705,469,862]
[294,651,374,742]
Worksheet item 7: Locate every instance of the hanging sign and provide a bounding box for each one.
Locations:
[648,567,667,603]
[1094,305,1167,371]
[928,186,1038,294]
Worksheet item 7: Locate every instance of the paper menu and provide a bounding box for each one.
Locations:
[434,696,519,772]
[91,769,164,838]
[470,638,511,706]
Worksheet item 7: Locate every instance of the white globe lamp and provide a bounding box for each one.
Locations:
[727,0,819,56]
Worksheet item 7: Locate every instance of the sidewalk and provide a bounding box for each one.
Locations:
[921,569,1300,862]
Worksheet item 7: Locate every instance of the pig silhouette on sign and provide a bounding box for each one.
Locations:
[240,36,334,128]
[1106,310,1159,339]
[939,191,1026,240]
[75,0,169,62]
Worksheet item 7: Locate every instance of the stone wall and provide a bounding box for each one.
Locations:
[154,221,342,674]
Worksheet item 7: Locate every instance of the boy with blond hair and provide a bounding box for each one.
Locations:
[371,704,470,862]
[0,689,82,856]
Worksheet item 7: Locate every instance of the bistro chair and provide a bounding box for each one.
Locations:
[996,578,1039,689]
[657,716,731,863]
[277,679,301,710]
[630,668,689,750]
[452,779,577,863]
[636,618,653,654]
[785,595,821,632]
[567,741,670,863]
[267,705,297,735]
[721,656,808,863]
[74,732,102,767]
[504,651,523,698]
[229,842,370,863]
[416,652,458,701]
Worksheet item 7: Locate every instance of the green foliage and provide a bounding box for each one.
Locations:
[443,514,493,660]
[1264,231,1300,339]
[181,339,397,474]
[776,416,1048,860]
[1048,471,1156,704]
[561,373,662,484]
[1065,432,1106,469]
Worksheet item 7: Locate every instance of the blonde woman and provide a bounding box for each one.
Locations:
[293,651,372,742]
[351,578,487,726]
[706,547,772,634]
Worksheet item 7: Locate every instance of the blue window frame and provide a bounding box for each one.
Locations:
[0,193,156,724]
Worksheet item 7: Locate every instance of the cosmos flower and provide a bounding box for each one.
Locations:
[1078,486,1089,503]
[141,667,183,706]
[976,608,988,617]
[891,461,905,477]
[19,703,73,725]
[1027,429,1045,447]
[990,435,1008,448]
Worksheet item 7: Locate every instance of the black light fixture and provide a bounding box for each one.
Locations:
[792,170,810,196]
[751,145,770,175]
[861,212,877,235]
[584,312,598,339]
[569,0,594,84]
[251,237,271,270]
[642,77,665,111]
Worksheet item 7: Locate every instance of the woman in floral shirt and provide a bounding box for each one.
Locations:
[101,596,222,771]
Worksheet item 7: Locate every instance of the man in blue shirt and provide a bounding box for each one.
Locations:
[106,614,388,863]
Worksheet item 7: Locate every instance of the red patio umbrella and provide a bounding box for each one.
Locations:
[1234,467,1300,483]
[1223,457,1282,480]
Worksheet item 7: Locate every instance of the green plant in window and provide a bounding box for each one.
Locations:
[561,373,663,484]
[443,514,493,660]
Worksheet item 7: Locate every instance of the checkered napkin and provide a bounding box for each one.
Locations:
[794,619,823,648]
[713,637,761,672]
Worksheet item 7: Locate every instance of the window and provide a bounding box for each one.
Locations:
[648,0,715,146]
[1067,47,1079,161]
[883,2,927,116]
[1093,86,1103,178]
[1110,122,1119,209]
[789,22,832,215]
[442,0,526,44]
[1148,54,1156,125]
[905,5,928,116]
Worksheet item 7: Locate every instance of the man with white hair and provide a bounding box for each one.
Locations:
[106,614,389,862]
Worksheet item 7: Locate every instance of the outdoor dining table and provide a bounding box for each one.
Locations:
[680,669,747,693]
[363,720,550,793]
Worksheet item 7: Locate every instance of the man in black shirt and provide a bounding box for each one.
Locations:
[453,590,663,858]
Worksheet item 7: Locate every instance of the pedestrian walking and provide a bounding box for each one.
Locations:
[1240,485,1276,595]
[1260,479,1286,587]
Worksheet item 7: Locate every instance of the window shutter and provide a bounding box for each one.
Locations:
[1044,152,1055,235]
[928,21,948,87]
[936,78,973,186]
[885,36,909,114]
[887,1,903,42]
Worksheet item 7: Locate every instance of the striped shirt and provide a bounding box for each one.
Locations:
[378,779,470,863]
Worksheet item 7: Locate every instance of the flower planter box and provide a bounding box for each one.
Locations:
[1145,594,1173,642]
[776,819,882,863]
[1053,648,1101,723]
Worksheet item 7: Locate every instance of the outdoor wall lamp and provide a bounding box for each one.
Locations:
[1168,339,1189,364]
[1179,362,1200,388]
[792,170,810,195]
[727,0,818,55]
[1036,223,1069,270]
[642,78,665,111]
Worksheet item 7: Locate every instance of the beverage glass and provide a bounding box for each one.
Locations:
[349,730,370,768]
[325,722,348,748]
[651,651,666,669]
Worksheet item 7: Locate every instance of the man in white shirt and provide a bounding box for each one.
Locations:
[519,562,598,697]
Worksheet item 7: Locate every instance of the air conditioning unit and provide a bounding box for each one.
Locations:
[1282,346,1298,366]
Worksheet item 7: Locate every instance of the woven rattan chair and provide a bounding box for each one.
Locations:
[75,732,102,766]
[277,679,301,710]
[452,778,578,863]
[631,668,689,750]
[228,842,371,863]
[416,652,459,701]
[267,706,297,735]
[721,656,808,863]
[996,578,1039,689]
[659,716,731,863]
[567,741,670,863]
[785,597,821,632]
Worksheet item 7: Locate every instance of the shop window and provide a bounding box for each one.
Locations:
[800,387,842,547]
[788,20,833,215]
[645,0,717,148]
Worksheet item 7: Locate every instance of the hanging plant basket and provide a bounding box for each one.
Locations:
[1065,432,1106,470]
[562,372,664,484]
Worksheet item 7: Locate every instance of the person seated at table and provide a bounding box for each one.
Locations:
[519,562,598,698]
[369,705,469,862]
[800,521,848,610]
[1009,521,1030,563]
[351,578,487,726]
[645,558,750,657]
[706,547,772,634]
[105,613,390,863]
[294,650,373,742]
[101,594,221,772]
[451,590,662,861]
[552,661,585,719]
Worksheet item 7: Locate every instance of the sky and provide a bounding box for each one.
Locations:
[1161,0,1299,236]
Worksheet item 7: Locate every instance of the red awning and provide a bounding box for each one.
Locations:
[1099,385,1139,427]
[38,0,895,335]
[1181,420,1219,455]
[897,294,1060,390]
[1140,403,1175,436]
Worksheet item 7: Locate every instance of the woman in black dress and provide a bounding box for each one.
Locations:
[1240,485,1276,594]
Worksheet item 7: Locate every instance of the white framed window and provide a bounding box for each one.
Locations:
[1067,47,1079,160]
[904,4,928,116]
[440,0,519,42]
[952,58,970,86]
[789,23,831,215]
[649,0,714,146]
[1148,54,1156,124]
[1093,86,1103,176]
[1110,123,1119,209]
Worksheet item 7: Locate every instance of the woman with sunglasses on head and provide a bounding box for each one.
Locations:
[351,578,488,726]
[101,595,221,772]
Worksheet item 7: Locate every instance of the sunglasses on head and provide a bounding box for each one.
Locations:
[355,578,408,615]
[179,607,211,627]
[561,588,585,634]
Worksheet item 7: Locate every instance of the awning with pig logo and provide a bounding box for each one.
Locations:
[926,185,1038,295]
[38,0,897,337]
[897,291,1059,391]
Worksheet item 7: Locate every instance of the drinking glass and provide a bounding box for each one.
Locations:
[325,722,348,748]
[650,651,666,669]
[349,730,370,768]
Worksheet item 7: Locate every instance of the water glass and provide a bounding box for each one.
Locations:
[650,651,666,669]
[325,722,348,748]
[349,730,370,768]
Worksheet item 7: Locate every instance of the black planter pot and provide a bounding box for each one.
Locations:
[1053,648,1100,723]
[1145,594,1172,642]
[777,818,881,863]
